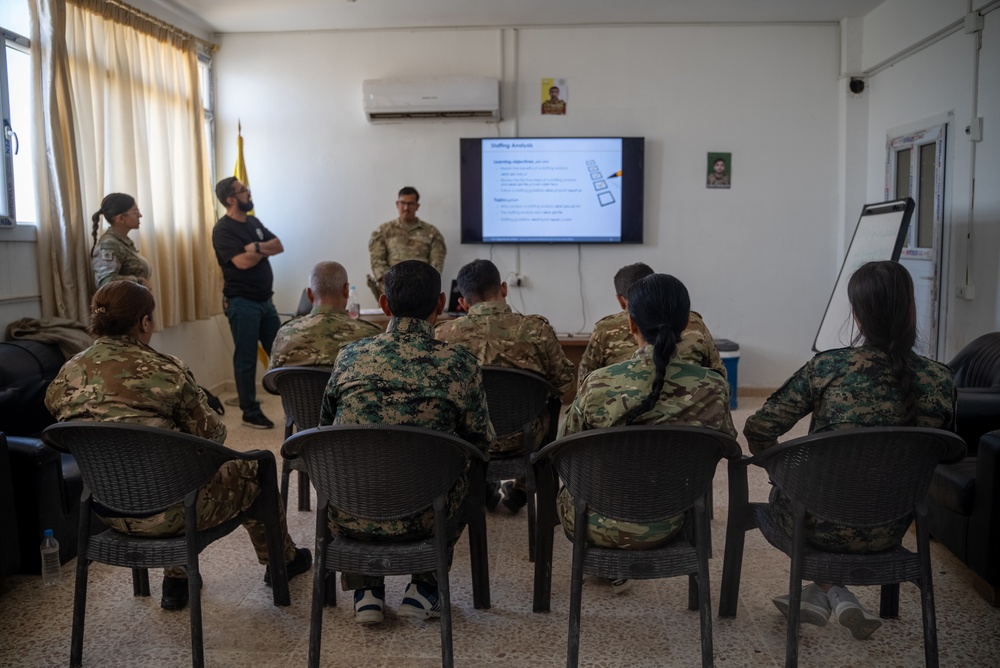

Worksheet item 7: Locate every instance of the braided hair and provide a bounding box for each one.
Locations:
[847,261,921,425]
[90,193,135,253]
[621,274,691,425]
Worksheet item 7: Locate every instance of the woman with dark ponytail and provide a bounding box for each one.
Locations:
[744,260,955,640]
[557,274,736,592]
[91,193,151,288]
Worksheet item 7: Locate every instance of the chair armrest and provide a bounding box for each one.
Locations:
[969,432,1000,581]
[5,435,62,468]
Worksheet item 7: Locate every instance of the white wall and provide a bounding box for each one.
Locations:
[212,24,842,388]
[859,0,999,356]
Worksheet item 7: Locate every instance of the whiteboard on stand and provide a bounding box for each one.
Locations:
[813,198,914,352]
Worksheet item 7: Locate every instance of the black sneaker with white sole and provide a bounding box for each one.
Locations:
[242,411,275,429]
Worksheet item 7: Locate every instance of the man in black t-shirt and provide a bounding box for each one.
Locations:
[212,177,284,429]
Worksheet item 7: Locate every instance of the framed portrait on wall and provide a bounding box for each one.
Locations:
[707,152,731,188]
[541,78,567,115]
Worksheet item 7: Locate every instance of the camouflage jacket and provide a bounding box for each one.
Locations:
[577,310,726,388]
[269,306,381,369]
[561,345,736,438]
[368,217,446,281]
[435,301,573,453]
[744,346,955,454]
[92,228,150,287]
[320,316,494,451]
[44,335,226,443]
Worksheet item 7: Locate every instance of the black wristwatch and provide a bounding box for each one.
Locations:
[254,241,260,253]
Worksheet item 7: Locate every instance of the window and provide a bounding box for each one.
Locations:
[1,25,35,226]
[198,52,216,191]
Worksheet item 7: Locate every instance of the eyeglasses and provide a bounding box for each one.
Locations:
[233,188,251,197]
[396,200,419,208]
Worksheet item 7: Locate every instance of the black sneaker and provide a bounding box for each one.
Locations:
[500,481,528,515]
[242,411,275,429]
[485,481,502,512]
[161,576,189,610]
[264,547,312,587]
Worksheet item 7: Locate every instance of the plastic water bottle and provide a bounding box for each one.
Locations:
[347,285,360,319]
[40,529,60,586]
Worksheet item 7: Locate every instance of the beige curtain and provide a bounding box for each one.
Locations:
[30,0,92,321]
[31,0,221,327]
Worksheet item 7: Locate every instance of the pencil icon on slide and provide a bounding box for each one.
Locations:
[608,170,622,178]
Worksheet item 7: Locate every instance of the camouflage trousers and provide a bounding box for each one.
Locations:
[768,487,910,554]
[366,274,383,302]
[100,460,297,578]
[329,475,468,590]
[557,487,683,550]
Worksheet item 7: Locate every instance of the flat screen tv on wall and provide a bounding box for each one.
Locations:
[460,137,644,244]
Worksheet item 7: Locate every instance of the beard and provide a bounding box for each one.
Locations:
[237,199,254,213]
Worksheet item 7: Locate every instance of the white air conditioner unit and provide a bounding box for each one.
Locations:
[362,77,500,123]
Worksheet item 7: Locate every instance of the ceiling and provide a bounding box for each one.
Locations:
[154,0,888,35]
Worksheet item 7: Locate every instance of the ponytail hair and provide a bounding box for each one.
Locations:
[90,193,136,253]
[847,261,921,424]
[622,274,691,425]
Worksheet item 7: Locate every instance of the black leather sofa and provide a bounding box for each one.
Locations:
[927,332,1000,605]
[0,340,84,578]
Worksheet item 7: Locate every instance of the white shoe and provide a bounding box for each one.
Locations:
[397,582,441,620]
[827,586,882,639]
[609,578,633,595]
[353,588,385,625]
[772,583,832,627]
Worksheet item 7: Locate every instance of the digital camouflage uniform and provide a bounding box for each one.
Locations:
[268,305,381,369]
[434,301,574,457]
[559,346,736,549]
[578,310,725,389]
[92,227,151,287]
[319,316,495,589]
[367,218,446,298]
[44,336,297,576]
[744,345,956,553]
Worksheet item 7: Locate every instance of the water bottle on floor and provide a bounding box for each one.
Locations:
[347,284,360,319]
[40,529,60,586]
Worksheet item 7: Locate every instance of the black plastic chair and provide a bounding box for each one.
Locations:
[531,425,741,668]
[262,366,332,512]
[480,366,561,561]
[41,422,291,668]
[282,425,490,668]
[718,427,966,668]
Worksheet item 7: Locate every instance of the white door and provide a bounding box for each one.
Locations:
[886,124,946,359]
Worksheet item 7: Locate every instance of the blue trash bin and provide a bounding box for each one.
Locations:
[715,339,739,410]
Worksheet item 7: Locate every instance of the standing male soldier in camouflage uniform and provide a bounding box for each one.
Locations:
[578,262,727,389]
[269,261,381,369]
[319,260,494,625]
[45,280,309,611]
[367,186,446,300]
[435,258,573,513]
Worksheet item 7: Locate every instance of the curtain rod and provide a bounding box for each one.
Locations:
[70,0,219,52]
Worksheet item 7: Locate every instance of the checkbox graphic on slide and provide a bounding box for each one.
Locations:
[591,172,602,180]
[598,191,616,206]
[586,160,596,165]
[588,165,600,172]
[594,180,607,190]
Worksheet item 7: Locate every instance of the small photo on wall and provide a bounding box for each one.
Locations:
[707,152,731,189]
[541,78,567,115]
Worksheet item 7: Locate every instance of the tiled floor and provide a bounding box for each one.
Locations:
[2,393,998,667]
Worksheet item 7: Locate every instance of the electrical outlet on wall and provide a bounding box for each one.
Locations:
[956,283,976,300]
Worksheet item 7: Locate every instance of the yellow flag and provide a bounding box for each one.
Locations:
[233,120,254,216]
[235,121,268,367]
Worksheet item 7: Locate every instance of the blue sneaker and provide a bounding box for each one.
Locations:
[353,587,385,625]
[397,582,441,620]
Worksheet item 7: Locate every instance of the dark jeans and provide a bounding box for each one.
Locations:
[223,296,280,415]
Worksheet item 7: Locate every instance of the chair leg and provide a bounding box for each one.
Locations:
[434,499,455,668]
[533,460,557,613]
[567,499,588,668]
[718,464,749,618]
[280,458,292,512]
[879,583,900,619]
[132,568,150,597]
[297,471,311,512]
[784,510,807,668]
[188,557,205,668]
[70,554,90,668]
[696,505,714,668]
[324,571,337,607]
[468,460,491,610]
[309,513,328,668]
[916,515,939,668]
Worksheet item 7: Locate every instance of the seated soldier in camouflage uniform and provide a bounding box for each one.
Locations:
[319,260,495,625]
[561,273,736,594]
[435,259,573,513]
[578,262,726,389]
[366,186,446,300]
[269,261,381,369]
[745,261,955,640]
[44,281,311,612]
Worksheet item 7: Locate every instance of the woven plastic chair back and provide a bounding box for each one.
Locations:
[263,366,331,431]
[42,422,234,516]
[759,427,965,528]
[949,332,1000,388]
[546,426,741,524]
[480,366,558,438]
[283,425,477,521]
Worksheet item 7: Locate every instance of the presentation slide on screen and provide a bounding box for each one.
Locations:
[481,138,623,242]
